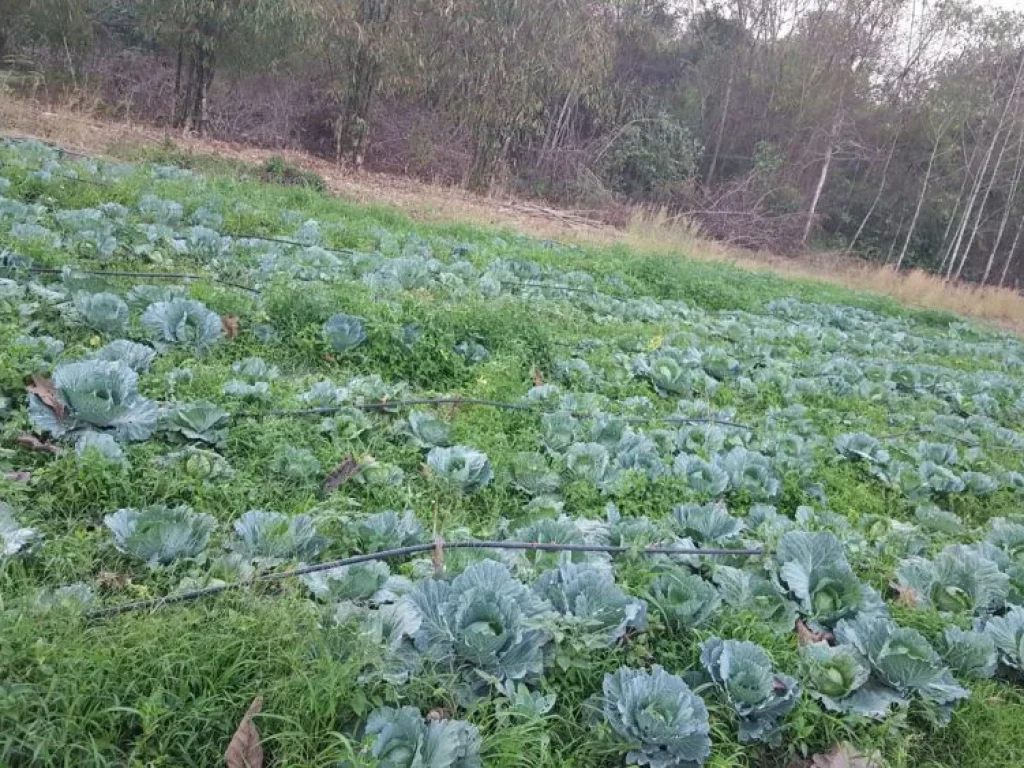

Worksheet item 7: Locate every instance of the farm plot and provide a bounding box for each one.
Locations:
[3,138,1024,767]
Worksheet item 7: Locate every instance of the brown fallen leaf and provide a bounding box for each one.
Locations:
[532,368,544,386]
[889,580,919,608]
[222,316,240,339]
[97,570,133,590]
[323,454,360,493]
[224,696,263,768]
[26,373,65,420]
[426,707,450,723]
[796,618,833,646]
[16,434,61,455]
[810,742,882,768]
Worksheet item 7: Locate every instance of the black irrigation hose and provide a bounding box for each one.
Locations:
[261,397,753,431]
[230,233,357,255]
[86,539,764,619]
[26,266,261,295]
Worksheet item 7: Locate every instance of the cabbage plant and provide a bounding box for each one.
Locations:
[404,411,452,449]
[142,298,222,351]
[364,705,482,768]
[302,561,394,603]
[28,360,159,442]
[533,562,647,647]
[426,446,493,493]
[229,510,328,563]
[72,292,129,334]
[510,452,561,496]
[673,454,729,496]
[324,313,367,352]
[349,509,426,553]
[93,339,157,372]
[895,545,1009,615]
[1,503,39,557]
[938,627,997,680]
[671,503,743,545]
[402,560,552,684]
[75,432,125,463]
[982,604,1024,674]
[700,638,801,744]
[162,400,230,446]
[646,570,720,631]
[602,664,711,768]
[800,642,897,719]
[773,530,880,631]
[833,614,968,720]
[104,505,216,566]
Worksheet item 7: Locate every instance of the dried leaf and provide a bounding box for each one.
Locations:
[222,316,240,339]
[810,743,882,768]
[795,618,833,646]
[531,368,544,386]
[3,471,31,483]
[889,581,919,608]
[224,696,263,768]
[26,374,65,420]
[426,707,450,723]
[16,434,61,455]
[323,454,360,493]
[97,570,132,590]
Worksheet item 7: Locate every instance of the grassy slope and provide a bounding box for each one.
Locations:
[2,146,1024,768]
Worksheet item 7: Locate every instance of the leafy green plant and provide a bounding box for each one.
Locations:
[229,510,328,563]
[324,313,367,352]
[104,505,216,566]
[364,705,482,768]
[162,401,230,446]
[71,292,129,334]
[700,638,801,745]
[646,569,720,631]
[602,664,711,767]
[426,445,493,493]
[895,545,1009,615]
[142,298,222,351]
[402,560,552,685]
[28,360,159,441]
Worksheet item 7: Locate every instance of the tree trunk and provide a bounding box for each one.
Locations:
[896,126,942,270]
[982,121,1024,284]
[706,61,735,186]
[948,52,1024,280]
[846,133,898,255]
[999,211,1024,287]
[803,106,842,245]
[336,0,393,167]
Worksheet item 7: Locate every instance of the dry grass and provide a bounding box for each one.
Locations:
[4,97,1024,334]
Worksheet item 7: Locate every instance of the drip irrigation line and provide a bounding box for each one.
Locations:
[86,539,763,619]
[230,233,357,255]
[259,397,753,430]
[26,266,261,295]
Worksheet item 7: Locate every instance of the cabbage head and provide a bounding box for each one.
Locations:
[402,559,552,684]
[324,313,367,352]
[229,510,328,563]
[365,705,482,768]
[426,445,493,493]
[142,298,222,351]
[646,570,720,631]
[602,664,711,768]
[895,545,1009,615]
[29,360,159,442]
[700,638,801,745]
[104,505,215,566]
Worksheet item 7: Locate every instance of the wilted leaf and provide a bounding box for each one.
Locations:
[222,316,240,339]
[16,434,61,455]
[324,454,360,493]
[26,374,65,420]
[224,696,263,768]
[796,618,833,646]
[889,580,919,608]
[809,743,882,768]
[97,570,132,590]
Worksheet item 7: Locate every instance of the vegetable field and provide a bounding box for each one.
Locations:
[3,138,1024,767]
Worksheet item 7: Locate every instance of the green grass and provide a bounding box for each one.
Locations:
[2,138,1024,767]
